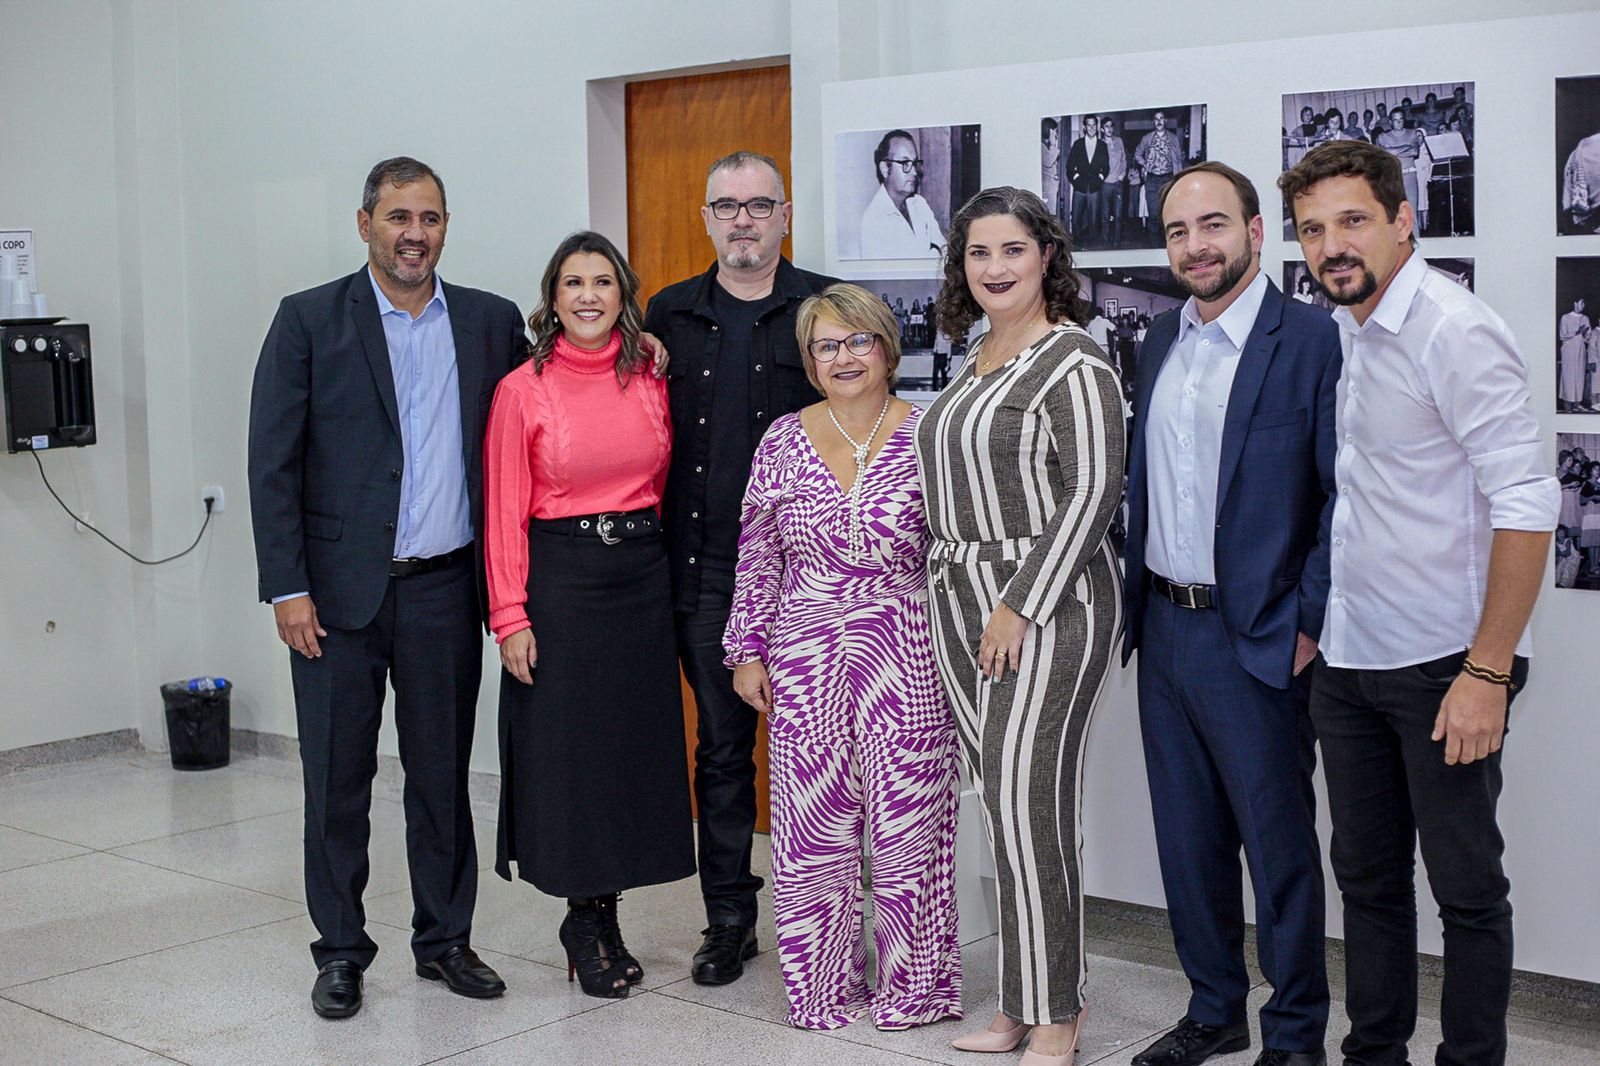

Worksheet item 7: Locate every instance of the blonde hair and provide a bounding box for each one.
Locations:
[794,283,904,392]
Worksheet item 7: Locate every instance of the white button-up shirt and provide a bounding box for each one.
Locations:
[1145,271,1269,585]
[858,186,947,258]
[1323,253,1559,669]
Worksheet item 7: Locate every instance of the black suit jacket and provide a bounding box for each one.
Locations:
[1066,136,1110,193]
[248,267,527,630]
[1121,280,1341,690]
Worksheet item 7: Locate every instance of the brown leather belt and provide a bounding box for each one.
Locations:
[390,543,472,578]
[1151,573,1216,610]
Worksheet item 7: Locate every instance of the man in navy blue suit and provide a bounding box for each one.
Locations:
[1124,162,1340,1066]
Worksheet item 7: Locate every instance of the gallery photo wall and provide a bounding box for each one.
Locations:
[827,55,1600,585]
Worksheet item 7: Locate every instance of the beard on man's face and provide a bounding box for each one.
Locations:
[1176,245,1252,301]
[1317,255,1378,306]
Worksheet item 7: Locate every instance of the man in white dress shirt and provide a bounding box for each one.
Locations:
[1280,140,1559,1066]
[1124,161,1338,1066]
[858,129,947,259]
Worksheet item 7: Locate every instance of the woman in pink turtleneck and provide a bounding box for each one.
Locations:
[483,231,693,1000]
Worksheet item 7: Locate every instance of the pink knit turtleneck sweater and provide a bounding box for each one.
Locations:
[483,330,671,641]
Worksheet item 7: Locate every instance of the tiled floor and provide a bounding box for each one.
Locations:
[1,752,1595,1065]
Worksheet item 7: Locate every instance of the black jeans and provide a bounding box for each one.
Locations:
[1310,650,1527,1066]
[675,561,764,926]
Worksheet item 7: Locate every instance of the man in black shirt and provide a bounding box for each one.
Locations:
[642,151,836,986]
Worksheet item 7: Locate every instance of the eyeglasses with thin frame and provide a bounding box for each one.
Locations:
[708,197,782,220]
[882,158,924,175]
[807,332,880,362]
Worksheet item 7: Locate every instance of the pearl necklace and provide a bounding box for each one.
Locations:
[827,396,891,561]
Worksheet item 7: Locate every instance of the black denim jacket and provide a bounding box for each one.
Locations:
[643,258,837,612]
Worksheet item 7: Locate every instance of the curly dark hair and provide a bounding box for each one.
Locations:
[525,231,648,384]
[934,186,1091,342]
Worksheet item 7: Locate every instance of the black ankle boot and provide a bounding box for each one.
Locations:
[559,898,629,998]
[594,893,643,984]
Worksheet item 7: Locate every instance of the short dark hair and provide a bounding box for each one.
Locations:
[362,157,445,216]
[1041,117,1058,142]
[934,186,1091,340]
[1157,160,1262,225]
[873,129,915,185]
[706,150,786,202]
[1277,140,1411,243]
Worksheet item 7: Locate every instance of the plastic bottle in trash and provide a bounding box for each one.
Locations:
[185,676,230,693]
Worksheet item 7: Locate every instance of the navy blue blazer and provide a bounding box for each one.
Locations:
[248,267,527,630]
[1121,280,1340,690]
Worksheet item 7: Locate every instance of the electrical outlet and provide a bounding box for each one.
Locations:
[201,484,225,513]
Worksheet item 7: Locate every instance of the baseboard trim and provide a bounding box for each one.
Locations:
[0,729,141,774]
[1084,894,1600,1011]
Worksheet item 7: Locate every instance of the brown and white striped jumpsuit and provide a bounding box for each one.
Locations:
[913,323,1125,1025]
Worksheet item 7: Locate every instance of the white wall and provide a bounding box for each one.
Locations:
[0,1,141,748]
[816,7,1600,985]
[3,0,1596,981]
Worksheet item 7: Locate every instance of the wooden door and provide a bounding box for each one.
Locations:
[625,63,791,833]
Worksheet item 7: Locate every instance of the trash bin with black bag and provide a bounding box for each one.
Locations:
[160,677,232,770]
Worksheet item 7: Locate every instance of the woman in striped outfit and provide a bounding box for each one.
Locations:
[914,187,1125,1066]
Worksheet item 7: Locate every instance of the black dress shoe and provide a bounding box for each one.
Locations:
[311,960,363,1019]
[416,945,506,998]
[1132,1017,1251,1066]
[1253,1052,1326,1066]
[691,924,757,986]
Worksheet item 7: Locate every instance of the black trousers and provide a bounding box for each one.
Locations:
[1311,650,1527,1066]
[290,561,482,969]
[675,561,764,926]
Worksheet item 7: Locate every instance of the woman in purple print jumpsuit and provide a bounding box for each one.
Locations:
[723,284,962,1032]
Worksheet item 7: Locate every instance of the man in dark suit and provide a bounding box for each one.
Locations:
[248,157,526,1019]
[1066,114,1111,248]
[1123,162,1340,1066]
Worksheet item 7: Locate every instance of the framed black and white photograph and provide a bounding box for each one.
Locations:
[1042,105,1207,252]
[1558,75,1600,235]
[1558,257,1600,414]
[1556,432,1600,590]
[1283,257,1473,312]
[1281,82,1475,238]
[1075,265,1188,556]
[849,277,975,404]
[835,125,982,261]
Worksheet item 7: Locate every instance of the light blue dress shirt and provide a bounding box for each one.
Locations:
[271,271,474,605]
[370,268,474,560]
[1144,270,1268,585]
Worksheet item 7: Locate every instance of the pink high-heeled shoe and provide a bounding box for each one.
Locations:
[1017,1004,1088,1066]
[951,1016,1032,1052]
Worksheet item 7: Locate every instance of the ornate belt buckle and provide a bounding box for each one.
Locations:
[596,512,620,545]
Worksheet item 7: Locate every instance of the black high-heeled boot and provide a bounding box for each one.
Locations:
[594,893,643,985]
[559,898,629,999]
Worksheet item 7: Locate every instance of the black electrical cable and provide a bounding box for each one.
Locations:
[31,450,214,566]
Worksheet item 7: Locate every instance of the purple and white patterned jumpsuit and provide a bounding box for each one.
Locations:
[723,407,962,1032]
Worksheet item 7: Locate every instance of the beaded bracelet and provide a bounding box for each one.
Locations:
[1462,656,1517,691]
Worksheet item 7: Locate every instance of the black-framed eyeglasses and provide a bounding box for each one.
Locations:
[807,332,879,361]
[708,197,782,220]
[882,158,924,175]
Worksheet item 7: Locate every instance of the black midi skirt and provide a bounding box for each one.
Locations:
[494,524,696,897]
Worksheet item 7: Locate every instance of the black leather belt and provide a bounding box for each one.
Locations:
[390,543,472,578]
[532,509,659,544]
[1151,573,1216,610]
